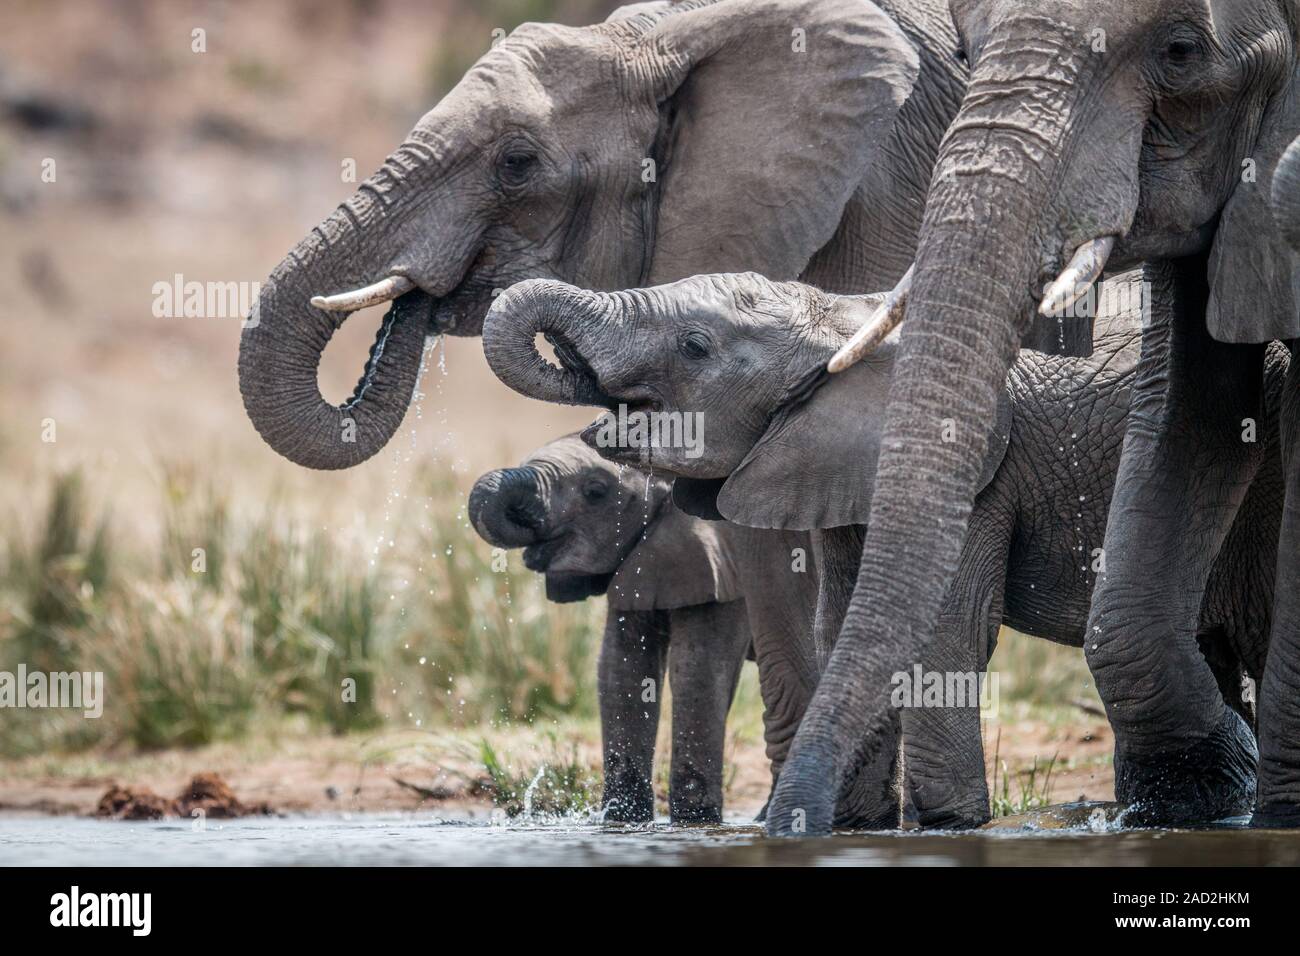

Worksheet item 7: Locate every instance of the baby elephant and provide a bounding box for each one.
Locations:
[469,435,819,824]
[483,271,1286,829]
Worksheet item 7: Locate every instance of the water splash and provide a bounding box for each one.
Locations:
[521,764,547,819]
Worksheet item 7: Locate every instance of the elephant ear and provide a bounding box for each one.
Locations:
[644,0,920,282]
[1207,63,1300,343]
[714,338,1012,531]
[606,503,743,610]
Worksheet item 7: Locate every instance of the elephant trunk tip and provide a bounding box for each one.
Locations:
[238,281,430,471]
[765,742,841,838]
[482,279,612,409]
[468,468,546,548]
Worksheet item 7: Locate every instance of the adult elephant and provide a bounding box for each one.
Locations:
[772,0,1300,834]
[236,0,970,826]
[237,0,982,470]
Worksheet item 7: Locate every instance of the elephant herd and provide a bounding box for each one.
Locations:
[238,0,1300,836]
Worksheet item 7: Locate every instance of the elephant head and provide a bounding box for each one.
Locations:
[469,433,742,607]
[481,273,1011,526]
[765,0,1300,834]
[238,0,920,470]
[480,274,861,479]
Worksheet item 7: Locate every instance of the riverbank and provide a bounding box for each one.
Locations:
[0,707,1114,820]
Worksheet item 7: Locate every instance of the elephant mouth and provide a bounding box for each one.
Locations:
[544,330,629,414]
[522,533,571,573]
[311,245,506,339]
[427,248,516,336]
[427,284,488,336]
[579,390,665,465]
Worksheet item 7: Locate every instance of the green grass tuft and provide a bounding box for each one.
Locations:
[477,733,600,817]
[989,729,1059,817]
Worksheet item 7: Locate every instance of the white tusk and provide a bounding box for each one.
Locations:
[1038,236,1115,318]
[310,275,416,312]
[828,265,913,374]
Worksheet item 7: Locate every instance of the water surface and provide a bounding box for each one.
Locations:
[5,811,1299,866]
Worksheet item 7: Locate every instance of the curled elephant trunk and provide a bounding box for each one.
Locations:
[482,279,618,407]
[1272,135,1300,253]
[238,153,432,471]
[469,467,548,548]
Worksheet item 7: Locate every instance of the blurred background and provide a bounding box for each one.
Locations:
[0,0,1104,817]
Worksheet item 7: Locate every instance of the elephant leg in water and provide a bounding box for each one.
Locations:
[904,505,1011,828]
[809,525,900,828]
[598,610,668,822]
[1085,262,1265,825]
[665,601,751,823]
[1250,134,1300,825]
[591,585,757,825]
[1256,347,1300,825]
[819,516,1009,829]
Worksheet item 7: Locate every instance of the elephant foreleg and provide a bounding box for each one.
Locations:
[811,525,905,828]
[666,600,750,824]
[812,525,866,668]
[903,506,1010,829]
[1255,341,1300,826]
[598,609,668,823]
[1085,261,1263,825]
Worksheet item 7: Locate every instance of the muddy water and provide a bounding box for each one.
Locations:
[5,811,1300,866]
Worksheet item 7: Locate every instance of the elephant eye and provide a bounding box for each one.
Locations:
[582,481,609,503]
[498,149,539,185]
[1157,30,1206,70]
[678,331,711,361]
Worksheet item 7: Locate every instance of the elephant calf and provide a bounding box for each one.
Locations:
[483,271,1287,828]
[469,435,820,824]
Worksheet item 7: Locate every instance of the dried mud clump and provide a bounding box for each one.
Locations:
[95,785,178,820]
[94,773,274,820]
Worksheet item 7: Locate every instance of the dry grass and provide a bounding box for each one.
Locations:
[0,464,613,756]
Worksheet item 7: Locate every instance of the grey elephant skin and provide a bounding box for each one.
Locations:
[232,0,970,827]
[469,435,820,823]
[481,270,1289,828]
[736,0,1300,834]
[236,0,992,472]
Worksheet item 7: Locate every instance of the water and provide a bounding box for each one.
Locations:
[5,811,1300,866]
